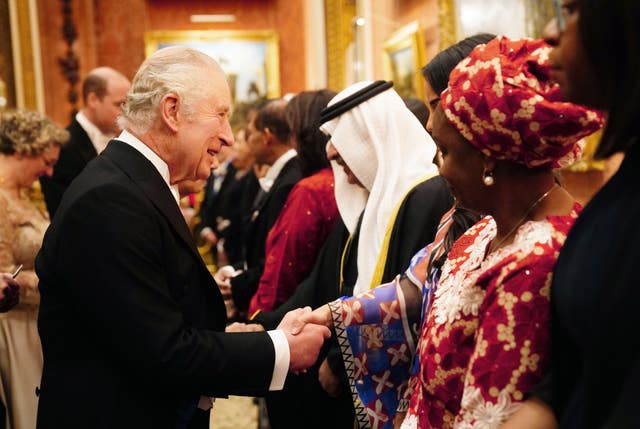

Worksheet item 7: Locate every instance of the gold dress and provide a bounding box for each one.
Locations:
[0,187,48,429]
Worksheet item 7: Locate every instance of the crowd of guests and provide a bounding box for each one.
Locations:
[0,0,638,428]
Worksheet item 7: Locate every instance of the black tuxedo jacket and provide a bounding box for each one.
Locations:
[231,156,302,312]
[198,162,238,235]
[40,118,98,218]
[35,140,275,429]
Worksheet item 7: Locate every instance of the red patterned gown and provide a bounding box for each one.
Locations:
[401,205,580,428]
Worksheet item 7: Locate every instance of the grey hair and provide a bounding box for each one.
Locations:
[118,47,219,134]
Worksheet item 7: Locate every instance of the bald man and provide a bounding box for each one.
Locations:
[40,67,131,217]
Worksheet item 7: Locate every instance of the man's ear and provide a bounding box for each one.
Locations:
[86,91,100,109]
[160,93,180,133]
[263,127,274,145]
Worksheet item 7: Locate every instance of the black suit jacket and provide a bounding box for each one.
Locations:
[198,162,238,235]
[40,118,98,218]
[35,140,275,429]
[231,156,302,312]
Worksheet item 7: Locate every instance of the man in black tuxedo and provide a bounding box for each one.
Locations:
[216,100,303,315]
[35,47,329,429]
[40,66,130,217]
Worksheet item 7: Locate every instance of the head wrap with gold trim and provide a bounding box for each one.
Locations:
[440,36,604,168]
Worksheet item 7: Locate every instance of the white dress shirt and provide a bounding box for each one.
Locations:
[116,130,290,393]
[75,111,114,155]
[258,148,297,192]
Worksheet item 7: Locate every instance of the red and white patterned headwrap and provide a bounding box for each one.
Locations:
[440,36,604,168]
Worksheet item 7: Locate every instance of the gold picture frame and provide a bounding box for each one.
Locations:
[382,21,426,100]
[145,30,280,127]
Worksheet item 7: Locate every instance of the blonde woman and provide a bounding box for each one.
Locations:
[0,109,68,429]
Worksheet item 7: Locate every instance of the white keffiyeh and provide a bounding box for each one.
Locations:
[320,81,439,295]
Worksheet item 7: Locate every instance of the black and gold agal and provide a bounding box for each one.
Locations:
[318,80,393,125]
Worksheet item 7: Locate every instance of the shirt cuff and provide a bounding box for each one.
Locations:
[267,329,289,390]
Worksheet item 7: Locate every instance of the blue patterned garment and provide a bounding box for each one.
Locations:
[328,207,455,429]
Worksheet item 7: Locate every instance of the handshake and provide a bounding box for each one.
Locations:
[227,305,333,373]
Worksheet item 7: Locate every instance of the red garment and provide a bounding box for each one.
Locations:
[402,204,580,429]
[441,36,603,168]
[249,168,338,315]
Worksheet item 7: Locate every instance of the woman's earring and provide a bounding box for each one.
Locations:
[482,169,495,186]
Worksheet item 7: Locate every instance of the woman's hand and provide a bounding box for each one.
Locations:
[225,322,265,333]
[393,411,407,429]
[0,273,20,312]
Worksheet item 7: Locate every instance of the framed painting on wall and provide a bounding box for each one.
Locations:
[145,30,280,128]
[382,21,426,100]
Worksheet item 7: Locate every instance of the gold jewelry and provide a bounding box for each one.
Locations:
[489,184,559,254]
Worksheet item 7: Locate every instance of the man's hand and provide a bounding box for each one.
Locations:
[214,265,240,299]
[201,228,218,246]
[0,273,20,313]
[318,357,342,397]
[278,307,331,372]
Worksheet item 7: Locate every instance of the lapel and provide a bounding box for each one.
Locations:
[102,140,204,264]
[69,118,99,163]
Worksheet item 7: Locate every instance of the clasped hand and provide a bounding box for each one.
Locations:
[277,305,332,373]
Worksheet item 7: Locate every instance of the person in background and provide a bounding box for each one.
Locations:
[0,109,69,429]
[177,179,206,228]
[216,99,303,317]
[249,89,338,316]
[245,89,339,429]
[196,144,237,263]
[34,46,329,429]
[40,66,130,217]
[503,1,640,427]
[221,127,261,266]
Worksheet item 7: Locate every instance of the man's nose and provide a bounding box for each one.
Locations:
[220,119,234,147]
[326,142,338,160]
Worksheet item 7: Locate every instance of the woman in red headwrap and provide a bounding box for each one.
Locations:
[396,36,603,429]
[300,36,603,429]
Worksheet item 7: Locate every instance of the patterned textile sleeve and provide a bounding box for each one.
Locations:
[453,252,555,427]
[329,277,419,429]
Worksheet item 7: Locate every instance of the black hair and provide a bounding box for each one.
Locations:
[579,0,640,157]
[421,33,497,94]
[431,207,481,274]
[253,99,291,145]
[403,97,429,129]
[285,89,336,177]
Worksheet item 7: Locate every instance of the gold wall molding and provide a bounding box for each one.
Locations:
[8,0,44,111]
[324,0,355,92]
[438,0,456,51]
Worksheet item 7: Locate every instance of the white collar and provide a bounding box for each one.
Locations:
[259,148,297,192]
[75,111,114,154]
[116,130,180,205]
